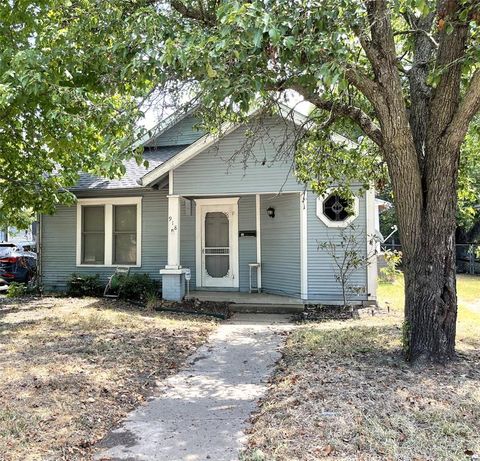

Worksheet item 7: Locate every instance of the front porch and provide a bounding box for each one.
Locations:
[161,192,306,303]
[186,290,304,313]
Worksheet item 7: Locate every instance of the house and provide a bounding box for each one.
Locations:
[1,223,37,244]
[39,105,377,305]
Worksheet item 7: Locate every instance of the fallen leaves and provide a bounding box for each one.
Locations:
[242,314,480,461]
[0,296,216,460]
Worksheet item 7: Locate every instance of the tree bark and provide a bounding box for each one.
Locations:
[391,140,460,362]
[402,213,458,362]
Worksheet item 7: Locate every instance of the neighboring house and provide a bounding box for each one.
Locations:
[40,105,377,305]
[1,224,37,244]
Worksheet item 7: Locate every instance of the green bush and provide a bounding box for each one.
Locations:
[6,282,29,298]
[111,273,157,302]
[379,249,402,283]
[66,273,103,297]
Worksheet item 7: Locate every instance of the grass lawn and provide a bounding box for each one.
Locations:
[243,274,480,461]
[0,296,216,461]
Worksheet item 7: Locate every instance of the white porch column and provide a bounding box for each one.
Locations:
[300,191,308,300]
[255,194,262,290]
[161,194,186,301]
[166,194,181,269]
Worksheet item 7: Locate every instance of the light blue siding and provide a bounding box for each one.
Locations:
[146,115,204,147]
[173,118,303,196]
[42,111,372,304]
[41,189,168,291]
[238,196,257,292]
[180,199,197,290]
[306,190,368,303]
[260,193,301,297]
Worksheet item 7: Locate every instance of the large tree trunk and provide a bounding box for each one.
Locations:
[402,222,458,362]
[392,139,460,362]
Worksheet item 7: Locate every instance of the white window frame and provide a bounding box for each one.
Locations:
[316,188,359,228]
[76,197,142,267]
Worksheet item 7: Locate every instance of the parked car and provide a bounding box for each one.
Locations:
[0,241,37,284]
[0,276,8,292]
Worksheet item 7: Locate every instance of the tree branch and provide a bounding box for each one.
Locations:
[428,0,469,139]
[394,29,439,48]
[407,13,436,168]
[446,68,480,148]
[291,84,384,147]
[365,0,399,70]
[170,0,216,25]
[343,66,386,114]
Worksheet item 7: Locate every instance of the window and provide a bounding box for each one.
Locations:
[113,205,137,265]
[76,197,141,266]
[316,189,359,228]
[323,194,351,222]
[81,206,105,264]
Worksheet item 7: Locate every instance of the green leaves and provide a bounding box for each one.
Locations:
[206,62,217,78]
[458,117,480,231]
[0,0,152,228]
[268,27,281,44]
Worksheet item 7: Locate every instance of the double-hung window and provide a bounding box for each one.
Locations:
[77,197,142,266]
[81,206,105,264]
[113,205,137,265]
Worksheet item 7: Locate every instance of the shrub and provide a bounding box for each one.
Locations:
[6,282,29,298]
[379,249,402,283]
[66,273,103,297]
[111,273,157,302]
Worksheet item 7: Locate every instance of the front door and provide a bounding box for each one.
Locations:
[196,198,239,288]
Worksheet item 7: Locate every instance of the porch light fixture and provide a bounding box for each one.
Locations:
[267,206,275,218]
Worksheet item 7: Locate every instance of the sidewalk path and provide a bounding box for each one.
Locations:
[95,314,293,461]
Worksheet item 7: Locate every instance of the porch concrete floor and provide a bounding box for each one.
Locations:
[186,290,303,305]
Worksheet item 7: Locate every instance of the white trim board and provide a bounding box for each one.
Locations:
[300,192,308,300]
[255,194,262,290]
[178,191,304,198]
[76,197,142,268]
[366,186,377,301]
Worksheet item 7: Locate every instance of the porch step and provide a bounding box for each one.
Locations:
[229,303,304,314]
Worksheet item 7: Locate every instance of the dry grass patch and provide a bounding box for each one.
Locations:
[0,296,217,461]
[243,276,480,461]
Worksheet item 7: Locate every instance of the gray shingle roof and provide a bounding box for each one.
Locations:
[71,146,187,191]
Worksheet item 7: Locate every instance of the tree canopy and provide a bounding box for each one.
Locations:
[131,0,480,361]
[2,0,480,361]
[0,1,153,228]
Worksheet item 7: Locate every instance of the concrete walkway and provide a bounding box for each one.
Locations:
[95,314,293,461]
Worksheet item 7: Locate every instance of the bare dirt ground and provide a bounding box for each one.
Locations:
[0,296,217,461]
[242,276,480,461]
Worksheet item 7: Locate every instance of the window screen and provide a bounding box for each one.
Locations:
[113,205,137,265]
[82,206,105,264]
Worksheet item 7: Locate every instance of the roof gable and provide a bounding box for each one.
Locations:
[145,114,205,148]
[140,103,309,187]
[72,106,205,191]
